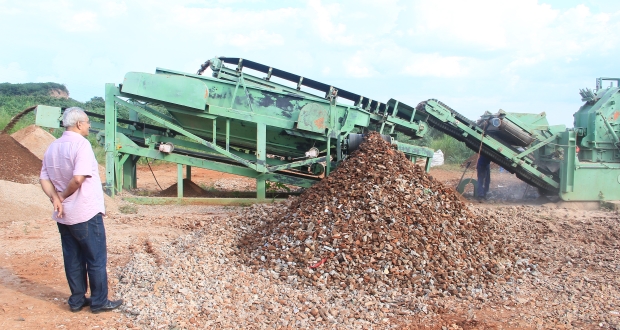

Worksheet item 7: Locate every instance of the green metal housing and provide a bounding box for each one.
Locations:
[416,77,620,201]
[36,57,434,199]
[33,56,620,202]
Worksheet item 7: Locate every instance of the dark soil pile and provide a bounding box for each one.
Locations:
[159,179,210,197]
[238,132,522,296]
[0,133,43,184]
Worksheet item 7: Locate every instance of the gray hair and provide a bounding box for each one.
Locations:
[63,107,87,127]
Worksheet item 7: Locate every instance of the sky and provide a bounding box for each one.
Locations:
[2,0,620,127]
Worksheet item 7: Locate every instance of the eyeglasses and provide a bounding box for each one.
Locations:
[79,120,91,125]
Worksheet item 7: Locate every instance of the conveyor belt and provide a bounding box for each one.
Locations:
[215,57,388,112]
[416,101,559,194]
[204,57,558,193]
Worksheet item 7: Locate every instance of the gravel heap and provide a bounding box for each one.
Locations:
[238,132,521,296]
[114,213,439,329]
[111,194,620,328]
[0,133,42,184]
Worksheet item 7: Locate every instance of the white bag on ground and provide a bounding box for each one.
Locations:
[430,149,444,167]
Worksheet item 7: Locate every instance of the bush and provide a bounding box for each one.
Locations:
[430,135,473,165]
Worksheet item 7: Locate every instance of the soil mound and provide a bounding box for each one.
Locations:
[239,132,520,296]
[0,133,42,184]
[11,125,56,160]
[159,179,209,197]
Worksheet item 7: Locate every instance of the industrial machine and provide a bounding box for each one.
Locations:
[417,77,620,201]
[35,57,434,200]
[32,54,620,202]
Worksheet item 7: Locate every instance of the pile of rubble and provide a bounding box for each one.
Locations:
[238,132,523,296]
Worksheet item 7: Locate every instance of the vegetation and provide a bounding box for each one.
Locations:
[119,204,138,214]
[0,82,68,97]
[429,134,473,165]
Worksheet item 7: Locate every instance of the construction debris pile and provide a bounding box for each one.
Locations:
[239,132,523,296]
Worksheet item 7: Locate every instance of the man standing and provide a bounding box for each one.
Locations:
[40,107,122,313]
[476,154,491,199]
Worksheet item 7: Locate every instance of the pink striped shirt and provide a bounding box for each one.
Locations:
[40,131,105,225]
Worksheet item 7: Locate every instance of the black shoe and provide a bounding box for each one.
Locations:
[91,299,123,314]
[70,298,92,313]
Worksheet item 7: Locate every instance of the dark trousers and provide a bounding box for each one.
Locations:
[477,165,490,197]
[57,213,109,310]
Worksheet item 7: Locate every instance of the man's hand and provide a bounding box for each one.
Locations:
[50,196,64,218]
[41,179,64,218]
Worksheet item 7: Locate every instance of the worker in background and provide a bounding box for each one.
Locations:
[476,154,491,199]
[39,107,123,314]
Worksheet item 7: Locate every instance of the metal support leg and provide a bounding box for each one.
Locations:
[336,134,342,162]
[213,119,217,145]
[104,84,117,197]
[257,175,266,200]
[177,164,184,198]
[226,119,230,152]
[122,155,138,190]
[186,165,192,181]
[256,122,267,199]
[326,137,331,176]
[256,123,267,172]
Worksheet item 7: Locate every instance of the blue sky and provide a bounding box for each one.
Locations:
[2,0,619,126]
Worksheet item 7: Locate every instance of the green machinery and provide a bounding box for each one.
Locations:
[33,54,620,202]
[416,77,620,201]
[35,57,434,200]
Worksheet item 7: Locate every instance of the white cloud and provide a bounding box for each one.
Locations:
[228,30,284,50]
[0,62,28,83]
[343,53,377,78]
[306,0,350,44]
[404,54,472,78]
[61,11,101,32]
[0,5,21,16]
[0,0,618,122]
[407,0,557,51]
[101,1,127,17]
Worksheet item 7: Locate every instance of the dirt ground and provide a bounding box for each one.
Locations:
[1,127,618,329]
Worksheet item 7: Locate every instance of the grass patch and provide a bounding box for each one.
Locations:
[119,204,138,214]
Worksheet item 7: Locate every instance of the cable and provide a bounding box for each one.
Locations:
[458,120,488,199]
[146,158,163,191]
